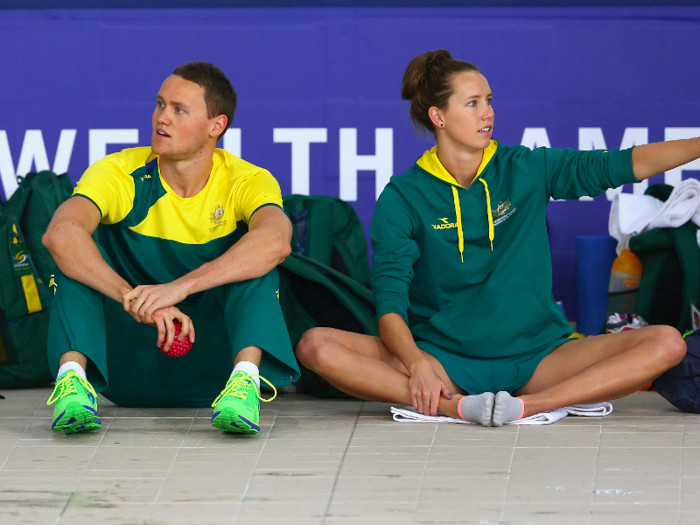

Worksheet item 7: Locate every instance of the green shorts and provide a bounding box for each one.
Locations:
[417,337,574,395]
[47,246,299,408]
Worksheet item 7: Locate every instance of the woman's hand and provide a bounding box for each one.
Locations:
[408,360,452,416]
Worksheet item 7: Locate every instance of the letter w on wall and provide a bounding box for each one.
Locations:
[0,129,76,199]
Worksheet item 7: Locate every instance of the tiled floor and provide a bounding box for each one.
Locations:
[0,388,698,525]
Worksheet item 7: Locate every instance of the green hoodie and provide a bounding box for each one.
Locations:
[370,139,637,394]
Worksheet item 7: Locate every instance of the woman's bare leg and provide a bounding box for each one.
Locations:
[296,328,466,418]
[515,325,686,417]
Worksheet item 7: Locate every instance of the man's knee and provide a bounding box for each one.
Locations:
[296,328,333,371]
[647,325,687,369]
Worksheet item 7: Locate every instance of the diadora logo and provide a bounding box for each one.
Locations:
[139,174,152,182]
[432,217,458,230]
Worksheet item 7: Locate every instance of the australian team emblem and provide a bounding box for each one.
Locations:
[210,205,225,223]
[493,200,511,218]
[493,199,517,226]
[209,205,227,232]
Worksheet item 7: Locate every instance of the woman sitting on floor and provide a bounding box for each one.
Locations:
[296,50,696,427]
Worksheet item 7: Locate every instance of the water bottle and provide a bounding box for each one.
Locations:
[606,249,643,317]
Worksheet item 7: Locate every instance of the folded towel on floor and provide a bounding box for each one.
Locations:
[610,179,700,254]
[390,402,613,425]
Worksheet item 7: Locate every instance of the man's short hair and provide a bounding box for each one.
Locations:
[172,62,237,139]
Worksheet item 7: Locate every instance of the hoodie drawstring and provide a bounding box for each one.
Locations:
[478,179,495,251]
[450,187,464,263]
[451,179,494,263]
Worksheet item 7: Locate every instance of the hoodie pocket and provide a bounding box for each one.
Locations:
[418,288,554,358]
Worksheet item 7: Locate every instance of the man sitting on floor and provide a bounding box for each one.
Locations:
[42,62,299,435]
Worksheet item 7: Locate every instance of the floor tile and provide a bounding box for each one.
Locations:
[145,502,241,525]
[0,505,64,525]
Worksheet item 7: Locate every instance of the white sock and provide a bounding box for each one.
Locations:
[232,361,260,387]
[57,361,86,380]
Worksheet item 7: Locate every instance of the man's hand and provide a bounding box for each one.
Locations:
[407,360,452,416]
[151,306,195,352]
[123,282,190,324]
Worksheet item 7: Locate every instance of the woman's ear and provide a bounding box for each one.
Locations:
[428,106,444,129]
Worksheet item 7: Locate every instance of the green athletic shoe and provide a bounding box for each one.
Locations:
[211,372,277,434]
[47,371,103,434]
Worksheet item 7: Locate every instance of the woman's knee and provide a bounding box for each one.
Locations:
[296,328,333,371]
[647,325,687,369]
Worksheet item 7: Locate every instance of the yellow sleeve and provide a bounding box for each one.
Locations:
[234,169,284,223]
[73,157,136,225]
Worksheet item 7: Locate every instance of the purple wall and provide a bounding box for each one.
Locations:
[1,7,699,321]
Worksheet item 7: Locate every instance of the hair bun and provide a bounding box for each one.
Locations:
[425,50,452,73]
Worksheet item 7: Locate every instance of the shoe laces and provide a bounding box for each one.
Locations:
[47,371,103,406]
[211,372,277,407]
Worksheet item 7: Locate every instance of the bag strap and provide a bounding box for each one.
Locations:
[9,221,42,315]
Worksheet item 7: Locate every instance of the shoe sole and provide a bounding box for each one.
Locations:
[52,402,102,434]
[211,408,259,434]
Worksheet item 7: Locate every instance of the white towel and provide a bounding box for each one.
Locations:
[649,178,700,230]
[609,194,662,253]
[390,402,613,426]
[609,179,700,254]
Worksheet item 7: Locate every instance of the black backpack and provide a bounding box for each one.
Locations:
[654,330,700,413]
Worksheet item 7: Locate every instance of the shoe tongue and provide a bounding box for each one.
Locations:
[230,374,251,388]
[233,372,252,382]
[58,371,78,382]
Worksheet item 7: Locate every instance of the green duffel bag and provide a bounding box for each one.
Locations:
[0,216,53,387]
[0,171,73,388]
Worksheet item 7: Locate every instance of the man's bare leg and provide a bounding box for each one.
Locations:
[234,346,262,367]
[59,351,87,369]
[296,328,465,418]
[515,325,686,417]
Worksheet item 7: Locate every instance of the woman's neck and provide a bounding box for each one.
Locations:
[436,140,484,189]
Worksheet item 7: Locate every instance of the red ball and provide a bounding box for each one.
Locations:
[160,320,192,358]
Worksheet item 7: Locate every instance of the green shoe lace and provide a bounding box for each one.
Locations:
[47,371,102,406]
